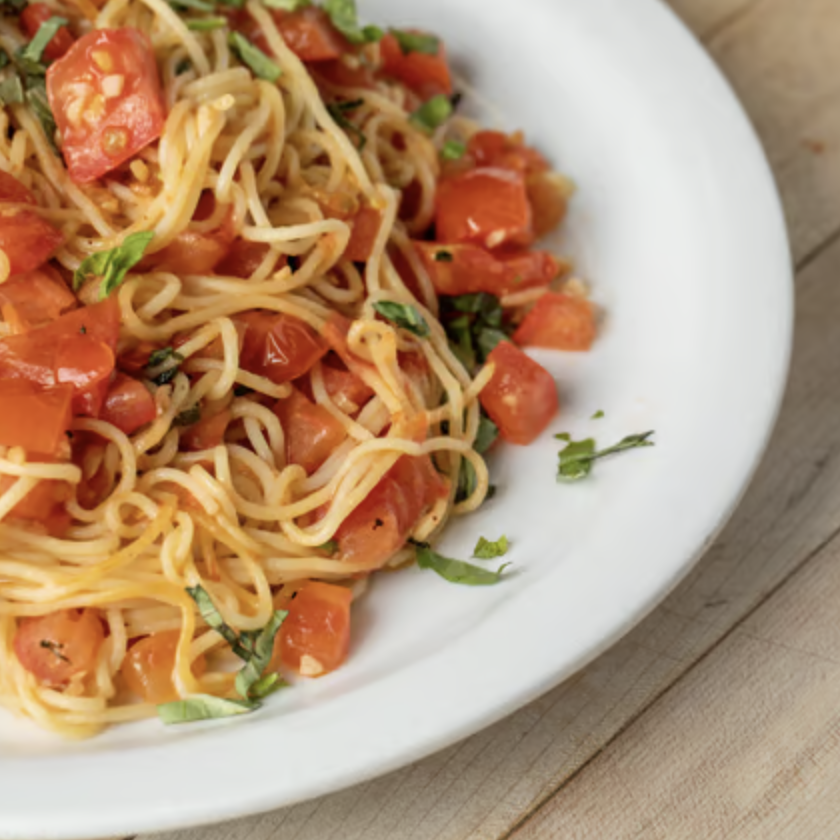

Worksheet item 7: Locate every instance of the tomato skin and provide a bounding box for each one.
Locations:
[277,581,352,675]
[512,293,596,351]
[0,380,73,454]
[215,239,273,278]
[14,609,105,687]
[21,3,75,61]
[0,466,69,523]
[314,58,376,89]
[47,28,166,184]
[335,454,447,567]
[479,341,558,445]
[272,387,346,474]
[181,409,231,451]
[344,206,382,262]
[379,31,453,98]
[321,313,377,383]
[0,209,64,276]
[322,358,374,413]
[435,168,533,249]
[235,310,328,384]
[274,7,347,61]
[0,171,37,204]
[99,373,156,434]
[0,267,77,332]
[466,130,549,175]
[414,242,559,297]
[122,630,207,704]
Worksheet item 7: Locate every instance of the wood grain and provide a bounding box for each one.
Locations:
[136,2,840,839]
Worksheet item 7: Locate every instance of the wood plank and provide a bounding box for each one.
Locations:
[511,464,840,838]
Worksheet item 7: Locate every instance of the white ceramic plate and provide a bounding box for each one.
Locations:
[0,1,792,837]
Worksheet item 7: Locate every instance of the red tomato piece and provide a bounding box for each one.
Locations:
[321,313,378,385]
[0,458,71,526]
[272,387,346,474]
[479,341,558,445]
[435,168,533,249]
[322,357,374,413]
[0,267,77,332]
[0,171,36,204]
[99,373,156,434]
[314,58,377,89]
[235,310,327,384]
[414,242,559,297]
[344,206,382,262]
[122,630,206,704]
[215,239,273,278]
[117,340,158,376]
[512,293,596,351]
[0,211,64,276]
[181,409,231,451]
[0,380,72,454]
[379,31,453,98]
[277,581,352,675]
[21,3,75,61]
[467,130,549,175]
[46,28,166,184]
[274,7,347,61]
[335,454,448,567]
[14,609,105,687]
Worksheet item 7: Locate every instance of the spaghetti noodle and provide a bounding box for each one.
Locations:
[0,0,593,736]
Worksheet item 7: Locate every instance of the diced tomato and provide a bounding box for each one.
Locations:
[0,267,77,332]
[414,242,559,297]
[73,436,111,509]
[0,171,37,204]
[235,310,327,384]
[0,460,70,526]
[46,28,166,184]
[344,206,382,262]
[0,210,64,276]
[512,293,596,351]
[274,7,347,61]
[276,581,352,675]
[0,298,119,414]
[272,387,345,474]
[0,380,73,455]
[99,373,156,434]
[215,239,273,278]
[117,340,158,376]
[466,130,549,175]
[314,58,377,89]
[379,31,453,98]
[321,313,378,385]
[122,629,207,704]
[335,454,448,567]
[479,341,558,445]
[181,409,231,451]
[14,609,105,687]
[20,3,75,61]
[435,167,533,249]
[322,357,374,413]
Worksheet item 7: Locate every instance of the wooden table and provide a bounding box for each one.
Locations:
[127,1,840,837]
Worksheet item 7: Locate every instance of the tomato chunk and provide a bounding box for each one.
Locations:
[235,310,327,384]
[0,211,64,276]
[0,380,73,454]
[479,341,558,445]
[336,454,447,567]
[14,609,105,687]
[122,630,207,704]
[277,581,352,675]
[435,168,533,249]
[99,373,156,435]
[47,28,166,184]
[0,171,37,205]
[215,239,273,278]
[274,7,346,61]
[415,242,559,297]
[379,31,453,98]
[322,357,374,413]
[21,3,75,61]
[181,409,231,451]
[512,293,596,351]
[344,206,382,262]
[273,387,346,474]
[0,267,76,332]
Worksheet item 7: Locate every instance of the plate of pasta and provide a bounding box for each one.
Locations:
[0,0,791,836]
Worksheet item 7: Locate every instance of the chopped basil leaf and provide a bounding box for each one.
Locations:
[17,17,68,73]
[186,15,227,29]
[473,535,509,559]
[474,414,498,454]
[170,0,214,10]
[39,640,70,663]
[449,292,502,326]
[326,100,366,150]
[24,77,57,149]
[446,314,475,372]
[234,609,288,700]
[323,0,382,44]
[414,541,510,585]
[554,432,571,442]
[263,0,310,8]
[434,250,453,262]
[73,231,155,298]
[319,539,338,554]
[157,695,257,724]
[175,405,202,427]
[175,58,192,75]
[186,585,254,660]
[0,74,23,105]
[557,431,655,482]
[476,326,508,360]
[591,410,605,419]
[148,346,184,368]
[390,29,439,55]
[228,32,282,82]
[372,300,430,338]
[441,140,466,161]
[485,484,497,500]
[410,93,452,132]
[0,49,8,69]
[442,292,509,372]
[456,457,476,504]
[247,671,284,701]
